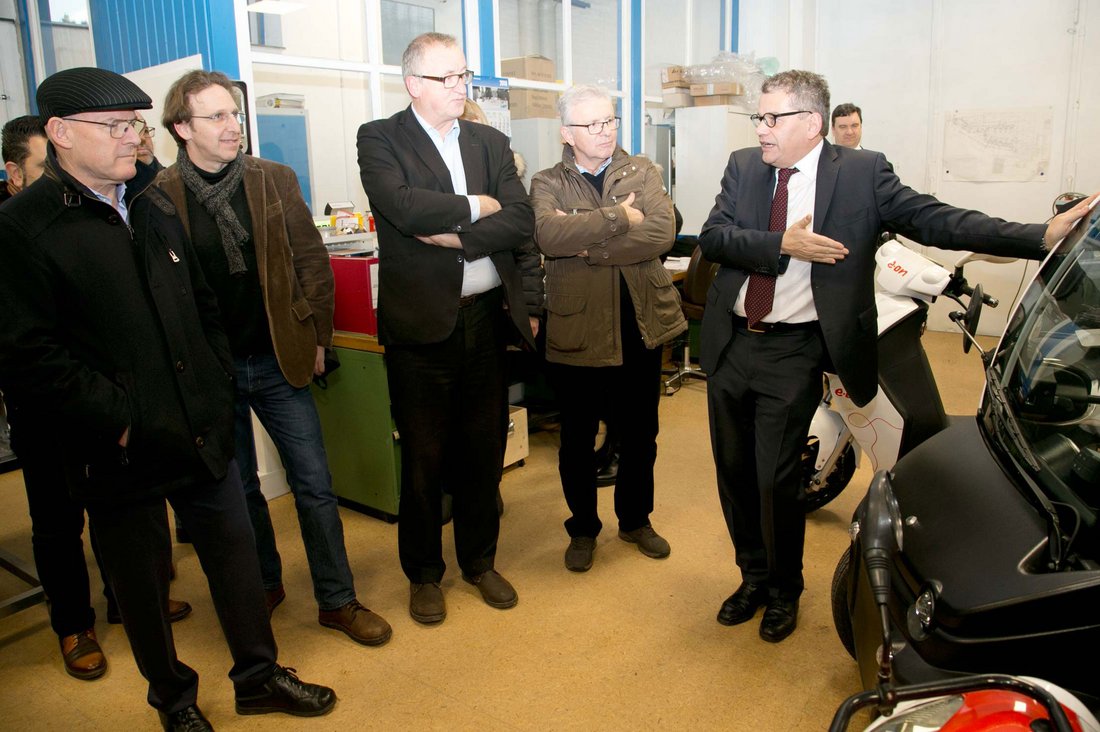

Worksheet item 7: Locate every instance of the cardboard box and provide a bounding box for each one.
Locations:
[501,55,555,82]
[330,255,379,335]
[693,94,741,107]
[662,90,694,108]
[509,88,559,119]
[661,65,685,84]
[689,82,745,97]
[503,406,529,468]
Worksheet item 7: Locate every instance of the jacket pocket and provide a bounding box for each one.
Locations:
[291,297,314,322]
[646,268,685,327]
[545,292,588,352]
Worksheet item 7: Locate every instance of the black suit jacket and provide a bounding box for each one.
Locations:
[698,140,1046,407]
[356,107,535,348]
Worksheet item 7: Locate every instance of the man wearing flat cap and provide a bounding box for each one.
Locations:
[0,66,337,731]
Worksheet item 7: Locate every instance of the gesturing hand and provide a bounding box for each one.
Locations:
[780,215,849,264]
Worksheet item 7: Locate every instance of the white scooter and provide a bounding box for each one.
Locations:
[801,239,1003,512]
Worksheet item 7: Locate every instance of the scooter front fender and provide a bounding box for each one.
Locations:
[810,406,855,471]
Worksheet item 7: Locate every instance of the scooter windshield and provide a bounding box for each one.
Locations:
[989,206,1100,551]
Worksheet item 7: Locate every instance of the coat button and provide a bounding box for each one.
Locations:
[175,360,185,373]
[107,214,120,224]
[195,436,205,448]
[457,255,464,262]
[608,212,617,220]
[602,251,609,259]
[610,225,617,232]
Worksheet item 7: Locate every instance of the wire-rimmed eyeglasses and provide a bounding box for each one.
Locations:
[63,117,149,139]
[567,117,621,135]
[190,111,246,126]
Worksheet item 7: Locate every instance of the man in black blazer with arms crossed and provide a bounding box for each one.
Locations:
[357,32,535,625]
[699,69,1097,643]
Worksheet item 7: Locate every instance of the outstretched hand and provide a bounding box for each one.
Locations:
[1044,191,1100,248]
[780,215,849,264]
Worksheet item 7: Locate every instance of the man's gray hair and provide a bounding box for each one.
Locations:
[402,32,459,79]
[761,70,831,138]
[558,84,613,125]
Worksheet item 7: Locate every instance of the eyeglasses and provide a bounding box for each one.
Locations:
[417,70,475,89]
[63,117,148,139]
[141,126,156,138]
[567,117,621,135]
[750,110,811,128]
[190,111,246,126]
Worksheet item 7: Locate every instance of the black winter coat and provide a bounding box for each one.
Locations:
[0,155,235,502]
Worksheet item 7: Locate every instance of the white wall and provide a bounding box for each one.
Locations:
[738,0,1100,334]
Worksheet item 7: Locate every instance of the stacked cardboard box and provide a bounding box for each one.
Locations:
[689,81,745,107]
[501,55,559,119]
[661,65,693,108]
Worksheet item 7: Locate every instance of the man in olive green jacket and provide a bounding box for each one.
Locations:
[531,84,687,573]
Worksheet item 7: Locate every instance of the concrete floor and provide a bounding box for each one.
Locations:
[0,330,991,731]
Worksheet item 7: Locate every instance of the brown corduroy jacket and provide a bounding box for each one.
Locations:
[157,155,334,388]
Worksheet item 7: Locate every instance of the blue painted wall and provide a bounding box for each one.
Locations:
[88,0,238,77]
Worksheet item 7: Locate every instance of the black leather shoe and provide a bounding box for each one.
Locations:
[759,598,799,643]
[158,704,213,731]
[462,569,518,609]
[716,582,768,626]
[235,665,336,717]
[595,450,619,487]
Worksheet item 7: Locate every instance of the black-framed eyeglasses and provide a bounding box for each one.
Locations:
[63,117,148,139]
[750,110,811,128]
[567,117,621,135]
[417,70,475,89]
[190,111,245,126]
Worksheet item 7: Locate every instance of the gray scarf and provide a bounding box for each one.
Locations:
[176,148,249,274]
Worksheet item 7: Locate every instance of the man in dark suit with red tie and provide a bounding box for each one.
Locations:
[356,32,535,625]
[698,69,1097,643]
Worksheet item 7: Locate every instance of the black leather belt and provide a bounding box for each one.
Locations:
[458,287,500,308]
[732,315,819,334]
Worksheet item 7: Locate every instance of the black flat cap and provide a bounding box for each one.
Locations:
[36,67,152,122]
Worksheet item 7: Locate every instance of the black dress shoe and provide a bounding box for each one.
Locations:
[235,665,336,717]
[759,598,799,643]
[717,582,768,626]
[158,704,213,731]
[595,450,619,487]
[462,569,518,609]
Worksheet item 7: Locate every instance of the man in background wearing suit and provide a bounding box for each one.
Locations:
[698,69,1096,643]
[356,32,535,625]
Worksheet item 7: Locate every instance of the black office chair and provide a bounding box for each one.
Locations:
[664,246,719,395]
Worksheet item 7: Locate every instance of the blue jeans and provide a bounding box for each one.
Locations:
[234,353,355,610]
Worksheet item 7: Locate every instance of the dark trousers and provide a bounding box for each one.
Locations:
[86,462,276,713]
[706,326,826,600]
[14,429,114,637]
[548,303,663,539]
[385,289,507,583]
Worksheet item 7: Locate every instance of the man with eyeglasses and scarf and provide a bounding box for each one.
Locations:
[157,69,392,649]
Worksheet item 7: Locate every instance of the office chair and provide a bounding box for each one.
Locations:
[664,245,719,395]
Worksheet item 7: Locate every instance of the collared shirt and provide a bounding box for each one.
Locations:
[410,105,501,296]
[575,157,613,177]
[87,182,130,224]
[734,139,824,323]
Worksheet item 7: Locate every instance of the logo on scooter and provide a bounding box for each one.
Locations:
[885,260,909,278]
[835,387,850,399]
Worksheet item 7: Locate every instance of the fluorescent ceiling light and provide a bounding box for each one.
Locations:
[247,1,305,15]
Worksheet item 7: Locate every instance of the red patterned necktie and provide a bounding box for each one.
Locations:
[745,167,798,328]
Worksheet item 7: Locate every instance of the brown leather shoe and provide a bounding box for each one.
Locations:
[60,628,107,680]
[265,585,286,616]
[409,582,446,625]
[108,598,192,625]
[318,600,392,646]
[462,569,518,609]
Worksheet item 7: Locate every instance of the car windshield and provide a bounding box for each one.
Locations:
[988,204,1100,533]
